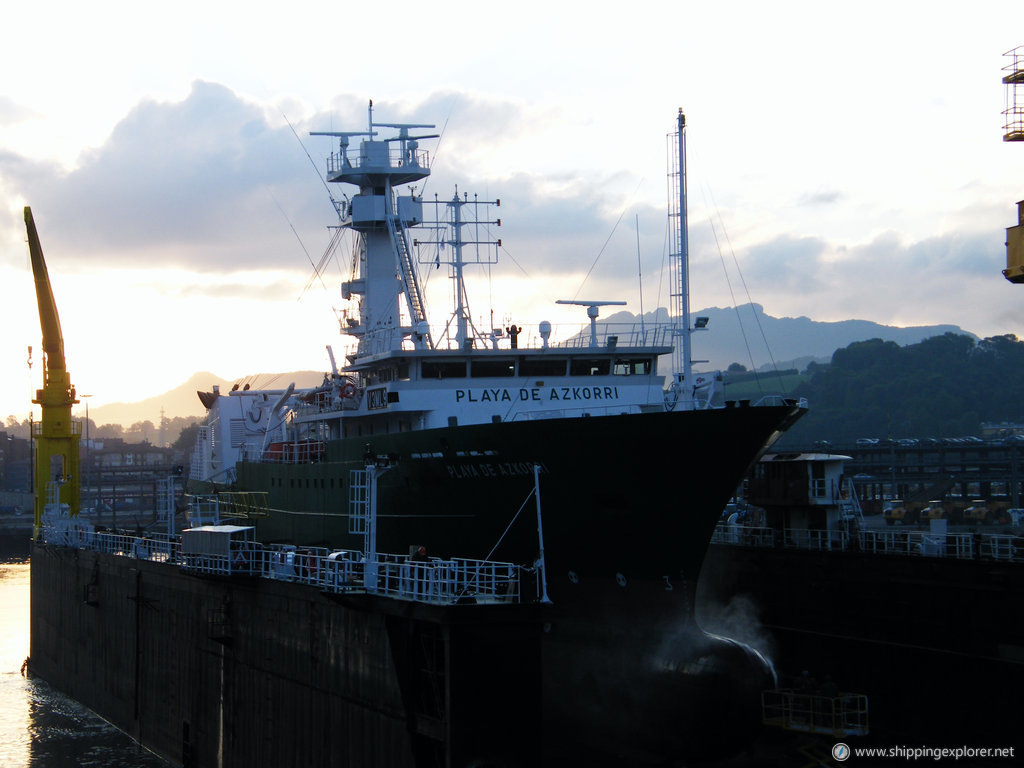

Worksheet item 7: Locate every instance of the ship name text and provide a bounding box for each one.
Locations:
[454,386,620,404]
[446,461,549,480]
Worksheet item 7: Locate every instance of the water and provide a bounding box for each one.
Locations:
[0,546,170,767]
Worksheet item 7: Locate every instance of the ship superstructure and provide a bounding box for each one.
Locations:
[194,106,743,489]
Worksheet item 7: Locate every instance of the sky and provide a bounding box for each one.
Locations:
[2,2,1024,423]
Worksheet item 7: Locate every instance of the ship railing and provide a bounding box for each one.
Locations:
[374,557,522,604]
[783,528,849,552]
[237,441,326,465]
[710,523,775,547]
[752,394,810,409]
[38,523,531,605]
[216,542,526,604]
[979,533,1024,562]
[857,530,975,559]
[395,322,674,353]
[762,689,869,737]
[324,145,430,175]
[51,527,183,563]
[545,323,673,350]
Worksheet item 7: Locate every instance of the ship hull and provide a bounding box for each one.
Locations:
[237,403,804,586]
[231,402,804,762]
[27,404,805,767]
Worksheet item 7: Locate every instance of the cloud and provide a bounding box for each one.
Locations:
[741,234,829,292]
[797,186,843,205]
[1,81,1013,343]
[0,96,36,126]
[2,81,334,271]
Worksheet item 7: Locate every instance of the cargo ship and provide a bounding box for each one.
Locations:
[29,109,805,767]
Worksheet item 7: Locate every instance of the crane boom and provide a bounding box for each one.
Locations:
[25,207,80,531]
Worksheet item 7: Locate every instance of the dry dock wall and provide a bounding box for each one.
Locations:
[698,544,1024,746]
[29,544,541,768]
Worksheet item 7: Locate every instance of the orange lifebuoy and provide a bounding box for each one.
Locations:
[341,381,357,398]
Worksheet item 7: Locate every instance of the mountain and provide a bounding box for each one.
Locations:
[599,304,975,372]
[87,370,325,426]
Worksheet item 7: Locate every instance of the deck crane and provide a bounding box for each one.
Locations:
[1003,47,1024,282]
[25,207,80,533]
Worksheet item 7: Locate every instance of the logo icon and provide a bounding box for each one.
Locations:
[832,742,850,761]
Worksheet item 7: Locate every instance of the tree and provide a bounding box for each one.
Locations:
[125,420,155,444]
[172,423,202,452]
[94,423,124,439]
[727,362,747,373]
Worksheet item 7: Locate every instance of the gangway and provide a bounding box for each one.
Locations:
[187,491,270,527]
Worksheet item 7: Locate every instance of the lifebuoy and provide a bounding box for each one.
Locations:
[341,381,357,398]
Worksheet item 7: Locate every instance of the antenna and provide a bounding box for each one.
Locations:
[555,300,627,347]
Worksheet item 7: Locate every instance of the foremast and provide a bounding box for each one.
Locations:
[666,109,714,410]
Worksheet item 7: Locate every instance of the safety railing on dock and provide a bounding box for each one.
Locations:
[979,533,1024,562]
[709,525,775,547]
[857,530,976,559]
[783,528,849,552]
[38,522,532,606]
[762,689,869,737]
[712,523,1020,562]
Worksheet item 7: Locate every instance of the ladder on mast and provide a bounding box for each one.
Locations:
[385,197,430,344]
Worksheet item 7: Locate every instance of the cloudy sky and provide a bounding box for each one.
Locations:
[2,2,1023,423]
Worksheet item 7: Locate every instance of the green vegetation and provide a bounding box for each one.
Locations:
[722,369,810,401]
[3,413,200,448]
[777,333,1024,445]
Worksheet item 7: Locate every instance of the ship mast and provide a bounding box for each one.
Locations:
[428,192,502,350]
[667,109,703,409]
[312,102,439,357]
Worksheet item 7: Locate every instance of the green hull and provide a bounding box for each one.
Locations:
[236,403,804,584]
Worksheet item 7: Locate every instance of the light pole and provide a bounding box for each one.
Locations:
[80,395,92,514]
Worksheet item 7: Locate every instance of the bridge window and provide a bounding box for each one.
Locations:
[570,358,610,376]
[422,361,467,379]
[613,358,652,375]
[520,357,568,376]
[472,359,516,377]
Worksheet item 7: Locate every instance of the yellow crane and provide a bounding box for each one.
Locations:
[25,207,80,533]
[1004,47,1024,282]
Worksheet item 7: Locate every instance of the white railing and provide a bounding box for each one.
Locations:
[237,441,326,464]
[979,534,1024,562]
[783,528,849,552]
[39,524,531,606]
[370,322,674,355]
[710,524,775,547]
[325,145,430,175]
[752,394,810,409]
[857,530,975,559]
[710,523,1013,562]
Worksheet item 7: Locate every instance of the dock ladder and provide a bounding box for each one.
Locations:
[348,469,368,535]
